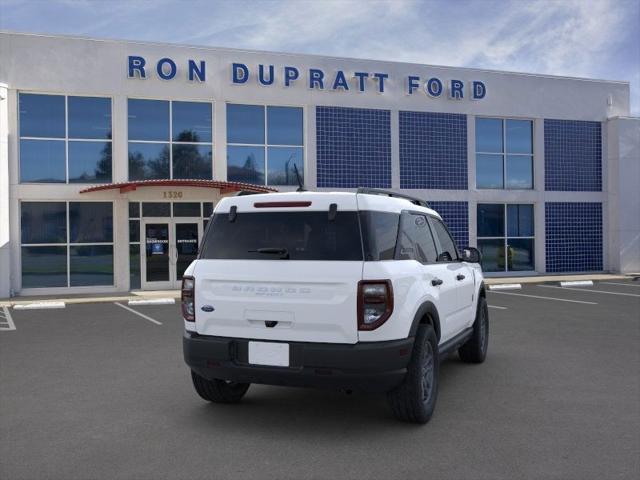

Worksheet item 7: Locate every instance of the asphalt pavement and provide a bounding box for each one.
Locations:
[1,280,639,480]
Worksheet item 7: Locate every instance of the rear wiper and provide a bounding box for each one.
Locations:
[248,247,290,259]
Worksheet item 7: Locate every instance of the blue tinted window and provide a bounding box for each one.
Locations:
[70,245,114,286]
[476,154,503,189]
[227,104,264,144]
[68,96,112,139]
[21,202,67,244]
[507,238,534,271]
[172,144,212,179]
[507,204,534,237]
[128,142,170,180]
[203,202,213,217]
[69,202,113,243]
[267,147,303,185]
[173,102,212,143]
[130,220,140,242]
[68,141,112,183]
[506,155,533,189]
[477,239,504,272]
[227,145,265,184]
[142,202,171,217]
[19,93,65,138]
[173,203,201,217]
[21,246,68,288]
[477,204,504,237]
[128,99,169,141]
[129,202,140,218]
[476,118,503,153]
[130,244,141,289]
[20,139,66,183]
[267,106,303,145]
[506,120,532,154]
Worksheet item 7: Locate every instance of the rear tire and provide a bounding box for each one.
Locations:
[458,296,489,363]
[191,370,250,403]
[387,324,439,424]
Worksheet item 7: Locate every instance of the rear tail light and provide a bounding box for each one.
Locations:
[182,276,195,322]
[357,280,393,330]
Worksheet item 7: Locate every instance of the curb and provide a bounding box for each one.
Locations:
[128,298,176,306]
[489,284,522,291]
[14,302,66,310]
[1,293,180,308]
[559,280,594,287]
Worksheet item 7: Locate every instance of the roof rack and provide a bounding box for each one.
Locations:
[356,188,430,208]
[235,190,266,196]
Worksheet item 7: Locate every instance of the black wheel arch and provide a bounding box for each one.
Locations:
[408,302,442,341]
[479,281,486,299]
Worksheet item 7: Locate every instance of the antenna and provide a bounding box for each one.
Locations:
[293,164,306,192]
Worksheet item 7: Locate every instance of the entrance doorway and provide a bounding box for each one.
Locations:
[141,218,202,289]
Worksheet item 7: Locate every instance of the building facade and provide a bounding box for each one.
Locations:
[0,32,638,297]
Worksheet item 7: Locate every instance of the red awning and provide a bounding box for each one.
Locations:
[79,179,277,194]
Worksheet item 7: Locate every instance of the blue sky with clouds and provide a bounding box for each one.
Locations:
[1,0,638,114]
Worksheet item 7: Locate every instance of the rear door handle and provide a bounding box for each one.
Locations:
[431,278,443,286]
[456,274,466,281]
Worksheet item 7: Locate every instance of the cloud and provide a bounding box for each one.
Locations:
[1,0,638,113]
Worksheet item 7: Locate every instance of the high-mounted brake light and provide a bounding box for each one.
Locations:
[253,201,312,208]
[181,276,195,322]
[357,280,394,331]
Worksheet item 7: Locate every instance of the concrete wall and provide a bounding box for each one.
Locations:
[607,117,640,273]
[0,83,9,298]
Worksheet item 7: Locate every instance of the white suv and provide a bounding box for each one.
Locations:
[182,188,488,423]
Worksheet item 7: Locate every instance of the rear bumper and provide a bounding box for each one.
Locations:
[183,332,414,393]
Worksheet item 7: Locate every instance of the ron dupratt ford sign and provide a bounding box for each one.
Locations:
[127,56,487,100]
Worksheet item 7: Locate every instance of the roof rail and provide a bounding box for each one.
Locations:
[356,188,430,208]
[235,190,267,196]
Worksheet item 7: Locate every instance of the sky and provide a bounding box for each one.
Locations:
[1,0,639,114]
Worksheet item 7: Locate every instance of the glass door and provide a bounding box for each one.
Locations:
[173,219,202,288]
[142,220,174,290]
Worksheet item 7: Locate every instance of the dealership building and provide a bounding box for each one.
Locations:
[0,31,638,297]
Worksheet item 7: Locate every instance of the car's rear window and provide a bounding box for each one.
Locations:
[359,211,400,261]
[200,211,363,261]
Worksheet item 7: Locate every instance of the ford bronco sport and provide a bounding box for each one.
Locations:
[182,188,488,423]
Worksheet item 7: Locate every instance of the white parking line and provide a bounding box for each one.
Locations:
[539,285,640,298]
[488,305,508,310]
[489,291,598,305]
[114,302,163,325]
[0,306,16,331]
[600,282,640,288]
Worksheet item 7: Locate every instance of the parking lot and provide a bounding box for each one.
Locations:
[1,279,639,480]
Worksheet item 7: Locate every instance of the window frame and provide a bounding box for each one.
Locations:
[476,202,536,272]
[475,116,534,190]
[18,92,114,184]
[226,102,306,186]
[393,210,439,264]
[427,215,461,262]
[127,98,214,181]
[19,200,115,289]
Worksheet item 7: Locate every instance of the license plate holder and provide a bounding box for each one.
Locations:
[248,341,290,367]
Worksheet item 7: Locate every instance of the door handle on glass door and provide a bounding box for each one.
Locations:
[456,274,465,281]
[431,278,443,286]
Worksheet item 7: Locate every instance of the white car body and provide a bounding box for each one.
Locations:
[182,189,488,423]
[184,191,482,345]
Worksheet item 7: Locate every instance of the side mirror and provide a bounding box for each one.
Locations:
[461,247,482,263]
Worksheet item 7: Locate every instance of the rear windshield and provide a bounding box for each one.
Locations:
[200,211,363,261]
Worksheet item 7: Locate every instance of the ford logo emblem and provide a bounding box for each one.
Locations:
[201,305,215,312]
